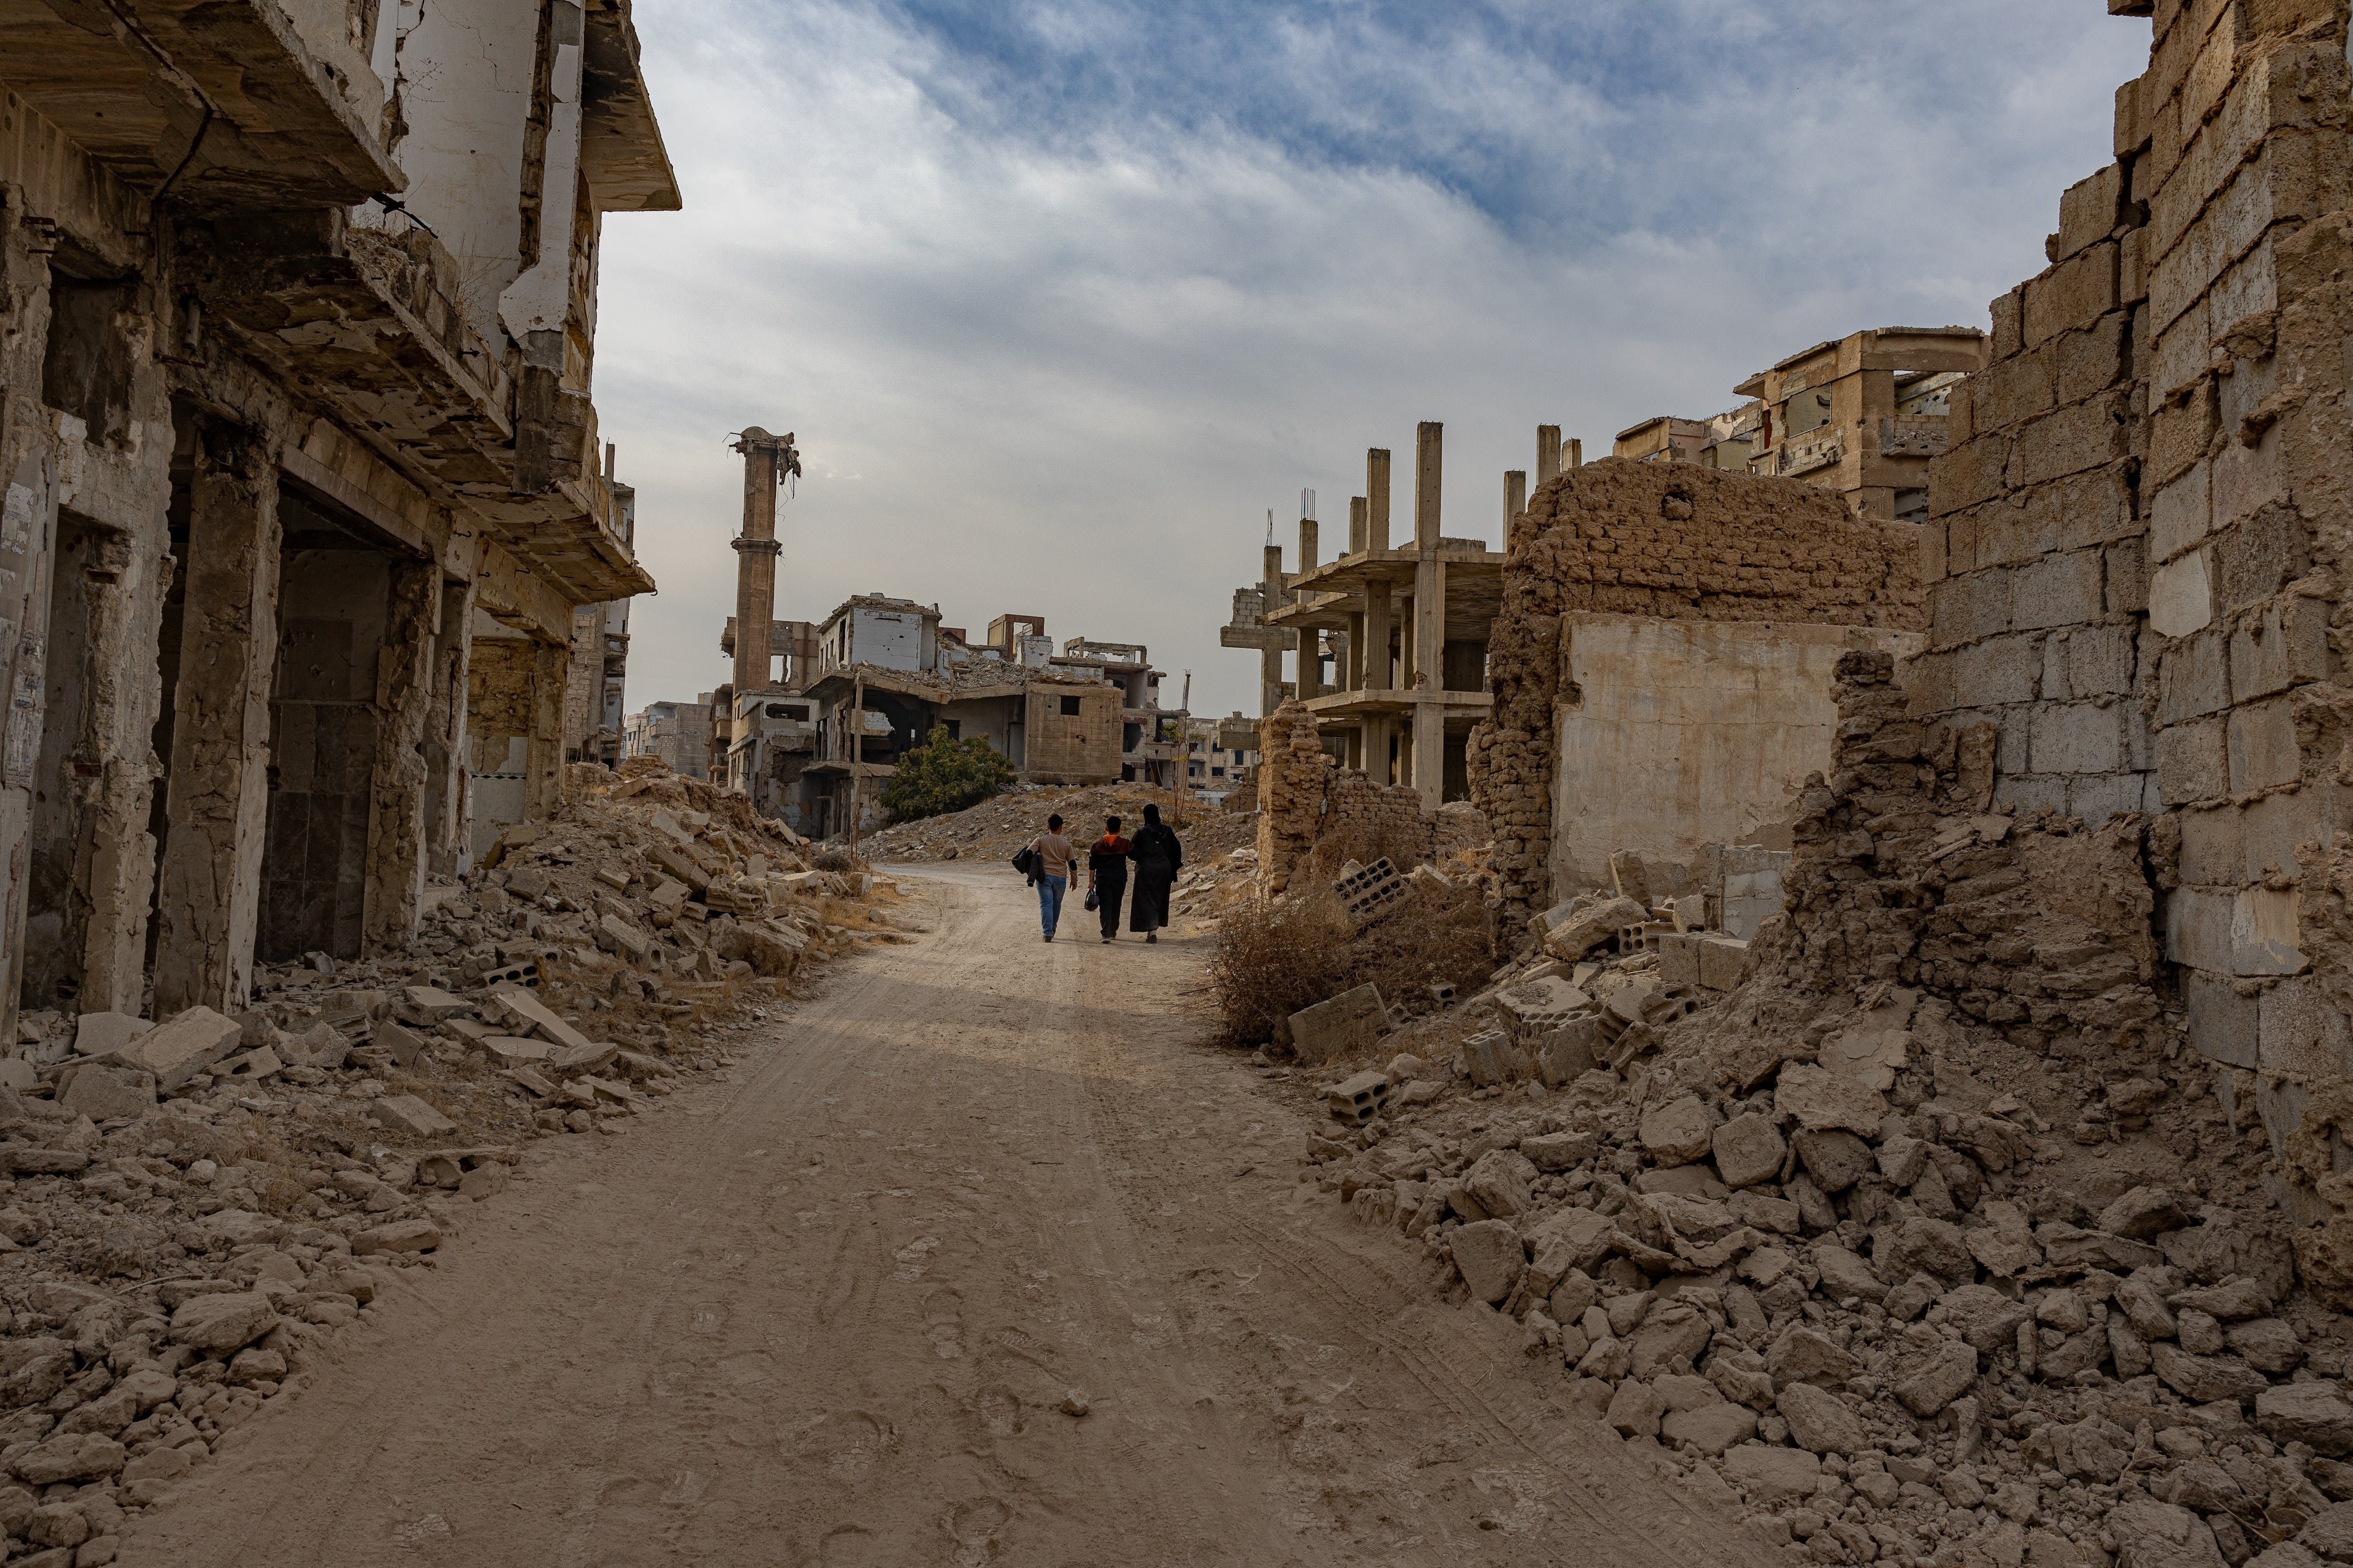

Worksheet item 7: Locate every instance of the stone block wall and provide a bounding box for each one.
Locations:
[1922,0,2353,1115]
[1468,458,1925,937]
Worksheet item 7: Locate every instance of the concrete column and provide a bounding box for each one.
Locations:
[1259,541,1285,718]
[362,558,439,955]
[1505,470,1526,527]
[1348,496,1366,555]
[1296,507,1320,699]
[730,428,788,698]
[1363,579,1392,692]
[1344,611,1364,691]
[74,527,168,1016]
[526,636,567,821]
[1536,426,1561,487]
[1366,450,1391,552]
[1568,438,1584,468]
[1412,422,1445,809]
[0,444,57,1045]
[153,426,283,1017]
[425,578,474,877]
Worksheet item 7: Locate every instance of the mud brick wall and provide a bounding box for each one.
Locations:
[1256,700,1434,894]
[1468,458,1925,939]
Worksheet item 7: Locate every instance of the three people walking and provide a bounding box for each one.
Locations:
[1024,803,1182,945]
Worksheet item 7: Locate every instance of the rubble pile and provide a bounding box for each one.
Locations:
[863,782,1251,866]
[0,756,893,1559]
[1288,655,2351,1568]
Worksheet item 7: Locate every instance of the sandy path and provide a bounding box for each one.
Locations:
[119,866,1772,1567]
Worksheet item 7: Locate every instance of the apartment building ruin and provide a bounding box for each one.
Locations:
[620,696,713,780]
[696,572,1187,835]
[0,1,678,1046]
[1615,326,1988,522]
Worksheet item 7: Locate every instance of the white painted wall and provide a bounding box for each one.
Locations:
[852,607,925,671]
[1548,613,1924,901]
[371,0,541,344]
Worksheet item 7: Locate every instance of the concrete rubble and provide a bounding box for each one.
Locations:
[0,754,897,1557]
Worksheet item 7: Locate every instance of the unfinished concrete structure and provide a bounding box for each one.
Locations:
[0,1,677,1043]
[1231,424,1580,811]
[1468,458,1925,934]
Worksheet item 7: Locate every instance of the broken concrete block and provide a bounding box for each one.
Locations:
[400,986,473,1021]
[168,1291,279,1354]
[1777,1380,1869,1456]
[1521,1129,1599,1172]
[548,1040,618,1076]
[1326,1071,1390,1124]
[1639,1095,1714,1167]
[595,914,653,964]
[1535,1017,1600,1086]
[1894,1339,1978,1416]
[480,1036,553,1068]
[103,1006,240,1091]
[1723,1442,1820,1503]
[11,1432,125,1486]
[1450,1219,1524,1305]
[375,1019,429,1068]
[488,987,595,1052]
[1331,859,1410,928]
[1460,1030,1529,1088]
[57,1064,154,1122]
[369,1094,459,1138]
[1774,1063,1890,1135]
[1494,975,1593,1035]
[1286,984,1388,1065]
[216,1045,281,1084]
[501,1066,558,1098]
[353,1219,441,1256]
[1540,895,1647,960]
[458,1163,508,1201]
[1711,1113,1786,1189]
[1697,936,1751,992]
[72,1012,150,1059]
[1657,931,1703,989]
[0,1060,32,1092]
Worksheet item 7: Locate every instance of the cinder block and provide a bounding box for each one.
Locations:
[2015,393,2129,488]
[1658,932,1701,989]
[1971,468,2139,568]
[2054,622,2138,698]
[2230,597,2328,703]
[2239,787,2328,883]
[2030,700,2126,776]
[1929,571,2012,650]
[2149,294,2212,399]
[1971,351,2057,431]
[2157,714,2230,803]
[1920,518,1948,585]
[1993,772,2069,817]
[2165,886,2235,974]
[1903,648,1957,717]
[2184,969,2258,1068]
[2256,1072,2311,1167]
[2176,805,2244,886]
[2066,773,2146,825]
[2237,886,2306,976]
[2157,627,2231,725]
[2106,536,2148,618]
[2011,549,2105,632]
[1928,433,2011,520]
[2148,380,2219,491]
[2148,549,2213,639]
[2120,227,2149,307]
[2207,235,2280,348]
[2025,243,2119,348]
[2212,507,2312,618]
[2052,312,2132,404]
[1952,634,2041,707]
[2054,165,2125,263]
[2259,976,2353,1081]
[2149,462,2211,564]
[1697,937,1750,992]
[1990,288,2024,361]
[2228,696,2300,794]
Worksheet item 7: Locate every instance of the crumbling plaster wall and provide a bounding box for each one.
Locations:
[1467,457,1926,940]
[1551,613,1925,893]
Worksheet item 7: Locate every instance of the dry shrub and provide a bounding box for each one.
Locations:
[1209,882,1497,1050]
[1304,817,1431,885]
[812,843,867,874]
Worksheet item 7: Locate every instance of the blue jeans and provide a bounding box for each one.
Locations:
[1036,874,1067,936]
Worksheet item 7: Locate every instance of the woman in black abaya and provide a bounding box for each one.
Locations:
[1127,802,1183,944]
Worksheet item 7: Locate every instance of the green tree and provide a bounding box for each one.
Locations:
[881,726,1016,821]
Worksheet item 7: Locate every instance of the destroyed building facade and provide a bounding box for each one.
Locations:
[0,1,679,1045]
[621,697,714,781]
[1468,458,1925,935]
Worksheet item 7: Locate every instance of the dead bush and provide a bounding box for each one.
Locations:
[812,843,867,874]
[1209,882,1496,1051]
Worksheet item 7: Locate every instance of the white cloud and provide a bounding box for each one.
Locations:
[592,0,2148,722]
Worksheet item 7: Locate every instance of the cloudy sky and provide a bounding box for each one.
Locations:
[594,0,2150,723]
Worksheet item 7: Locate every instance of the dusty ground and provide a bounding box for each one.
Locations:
[115,867,1768,1568]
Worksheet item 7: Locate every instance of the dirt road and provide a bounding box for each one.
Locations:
[121,866,1772,1567]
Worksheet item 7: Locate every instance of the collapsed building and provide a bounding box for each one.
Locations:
[620,696,714,781]
[0,3,679,1048]
[1615,326,1988,524]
